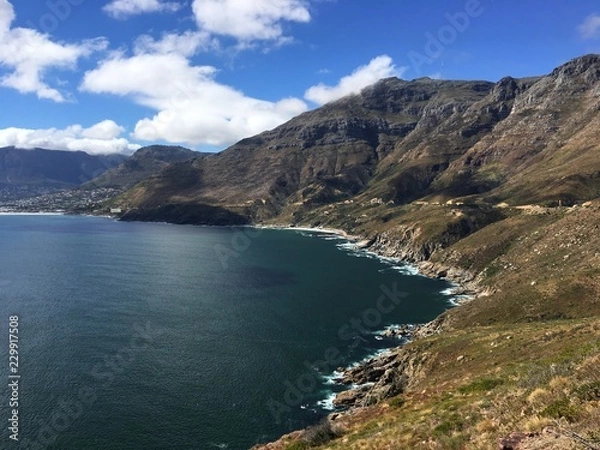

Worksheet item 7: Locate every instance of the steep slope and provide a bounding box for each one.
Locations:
[117,78,498,221]
[117,55,600,225]
[0,147,125,200]
[435,54,600,205]
[83,145,201,190]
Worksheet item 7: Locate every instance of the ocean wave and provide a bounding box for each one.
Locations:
[440,285,459,296]
[317,391,337,411]
[322,370,344,385]
[373,323,417,336]
[440,283,473,305]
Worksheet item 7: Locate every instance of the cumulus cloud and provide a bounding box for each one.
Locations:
[81,52,308,147]
[192,0,311,43]
[0,0,106,102]
[0,120,140,155]
[103,0,182,19]
[305,55,405,105]
[578,13,600,40]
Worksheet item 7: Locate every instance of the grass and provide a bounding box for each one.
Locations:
[284,442,308,450]
[458,378,505,394]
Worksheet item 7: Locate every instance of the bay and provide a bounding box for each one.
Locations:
[0,215,452,449]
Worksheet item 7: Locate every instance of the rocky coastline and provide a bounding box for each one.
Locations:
[251,224,488,449]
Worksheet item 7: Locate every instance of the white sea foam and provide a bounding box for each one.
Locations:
[317,392,337,411]
[389,264,420,275]
[440,285,459,296]
[447,294,474,306]
[323,370,344,385]
[373,324,417,336]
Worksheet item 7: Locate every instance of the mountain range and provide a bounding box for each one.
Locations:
[0,147,125,200]
[114,54,600,226]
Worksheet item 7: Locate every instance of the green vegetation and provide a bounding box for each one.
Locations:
[458,378,505,394]
[541,398,579,422]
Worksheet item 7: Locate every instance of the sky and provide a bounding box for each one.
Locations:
[0,0,599,155]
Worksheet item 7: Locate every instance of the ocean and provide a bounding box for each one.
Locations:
[0,215,453,449]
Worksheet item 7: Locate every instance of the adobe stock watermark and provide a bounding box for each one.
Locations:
[214,227,264,269]
[26,0,85,34]
[18,321,163,450]
[408,0,486,75]
[267,283,408,424]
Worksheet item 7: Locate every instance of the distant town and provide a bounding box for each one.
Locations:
[0,188,122,214]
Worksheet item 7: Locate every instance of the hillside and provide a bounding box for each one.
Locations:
[113,55,600,449]
[0,147,125,200]
[117,55,600,225]
[83,145,201,190]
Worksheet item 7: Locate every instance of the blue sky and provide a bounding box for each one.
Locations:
[0,0,598,154]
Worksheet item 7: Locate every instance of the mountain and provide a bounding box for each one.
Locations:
[117,55,600,225]
[0,147,125,200]
[83,145,201,190]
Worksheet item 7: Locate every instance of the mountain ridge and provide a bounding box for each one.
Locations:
[82,144,201,190]
[116,54,600,225]
[0,147,125,200]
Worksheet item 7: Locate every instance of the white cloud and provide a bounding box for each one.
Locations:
[192,0,311,43]
[81,52,308,147]
[578,13,600,40]
[0,0,107,102]
[0,0,14,34]
[133,30,216,57]
[0,121,140,155]
[81,119,124,140]
[103,0,182,19]
[304,55,405,105]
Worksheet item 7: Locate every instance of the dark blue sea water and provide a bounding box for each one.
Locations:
[0,215,452,450]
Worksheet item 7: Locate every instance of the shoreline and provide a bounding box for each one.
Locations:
[0,211,66,216]
[259,223,483,420]
[266,223,482,304]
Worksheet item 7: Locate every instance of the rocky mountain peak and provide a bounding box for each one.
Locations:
[550,53,600,84]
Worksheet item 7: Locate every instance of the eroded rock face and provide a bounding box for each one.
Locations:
[332,339,431,409]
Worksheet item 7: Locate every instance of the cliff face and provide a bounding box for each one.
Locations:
[116,55,600,226]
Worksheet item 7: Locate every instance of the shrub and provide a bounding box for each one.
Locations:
[433,414,464,437]
[285,442,308,450]
[458,378,505,394]
[302,419,341,446]
[389,396,405,409]
[541,398,579,422]
[575,381,600,401]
